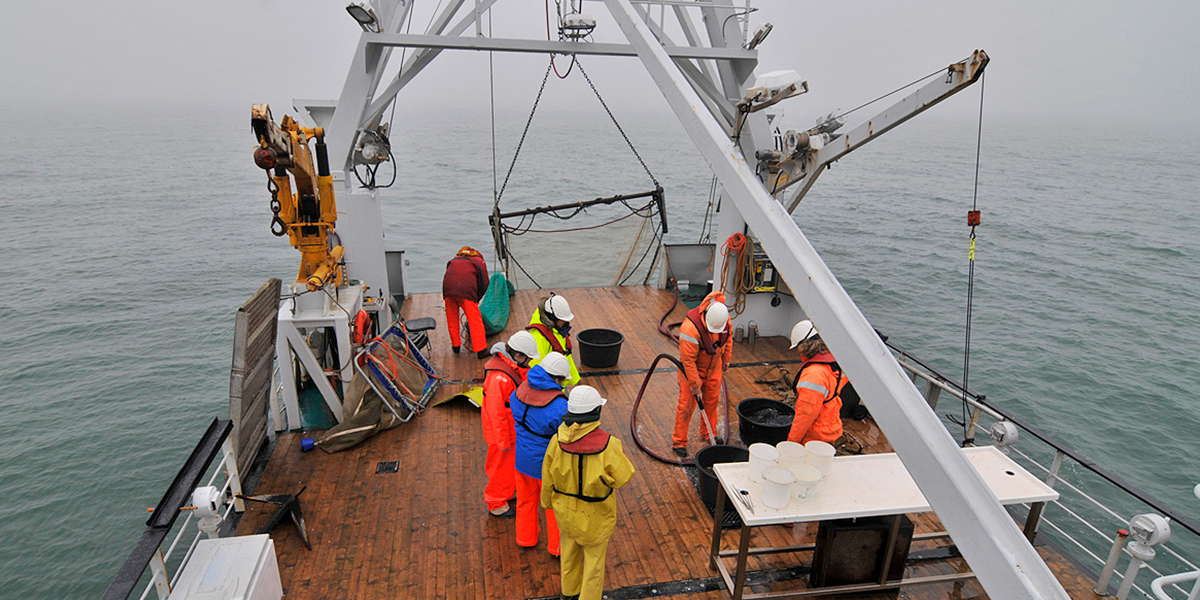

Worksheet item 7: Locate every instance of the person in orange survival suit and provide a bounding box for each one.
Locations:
[672,291,732,457]
[785,320,846,445]
[481,331,541,517]
[442,246,490,358]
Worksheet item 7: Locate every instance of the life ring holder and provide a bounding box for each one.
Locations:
[352,309,371,345]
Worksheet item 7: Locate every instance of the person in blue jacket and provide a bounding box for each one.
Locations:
[509,351,572,556]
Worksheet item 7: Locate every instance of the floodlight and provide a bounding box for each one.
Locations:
[1128,513,1171,548]
[745,23,773,50]
[988,421,1019,448]
[346,2,381,32]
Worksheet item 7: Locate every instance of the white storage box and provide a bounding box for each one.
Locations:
[169,534,283,600]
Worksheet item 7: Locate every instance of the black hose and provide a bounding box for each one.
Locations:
[657,281,682,342]
[628,353,731,466]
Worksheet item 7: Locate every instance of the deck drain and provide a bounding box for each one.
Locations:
[376,461,399,474]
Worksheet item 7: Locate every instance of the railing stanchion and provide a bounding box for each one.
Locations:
[149,549,171,600]
[221,437,245,513]
[1096,528,1131,595]
[924,379,941,410]
[1046,450,1065,488]
[965,406,984,442]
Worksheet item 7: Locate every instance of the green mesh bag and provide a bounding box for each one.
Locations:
[480,273,514,335]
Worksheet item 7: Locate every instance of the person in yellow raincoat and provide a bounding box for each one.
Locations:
[527,294,581,386]
[541,385,635,600]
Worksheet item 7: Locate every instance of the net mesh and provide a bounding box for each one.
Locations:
[501,204,661,289]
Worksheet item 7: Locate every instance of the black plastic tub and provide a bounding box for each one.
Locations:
[694,445,750,525]
[577,328,624,368]
[737,398,795,446]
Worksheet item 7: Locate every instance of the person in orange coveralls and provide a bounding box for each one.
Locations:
[481,331,541,517]
[671,291,732,457]
[442,246,490,358]
[786,320,846,445]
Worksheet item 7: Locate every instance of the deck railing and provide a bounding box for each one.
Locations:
[101,418,244,600]
[888,342,1200,600]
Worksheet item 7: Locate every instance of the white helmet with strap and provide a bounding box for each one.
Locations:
[540,351,572,378]
[545,295,575,321]
[789,319,818,349]
[568,385,608,413]
[704,302,729,334]
[507,331,540,360]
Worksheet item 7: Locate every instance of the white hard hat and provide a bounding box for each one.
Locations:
[705,302,729,334]
[789,320,818,349]
[568,385,607,413]
[545,295,575,322]
[507,331,540,360]
[540,351,572,378]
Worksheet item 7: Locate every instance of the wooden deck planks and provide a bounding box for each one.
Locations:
[234,286,1100,600]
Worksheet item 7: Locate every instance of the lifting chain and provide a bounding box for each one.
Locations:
[576,60,660,188]
[266,173,286,237]
[496,61,554,205]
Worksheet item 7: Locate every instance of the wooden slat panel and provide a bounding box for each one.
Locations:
[229,278,280,476]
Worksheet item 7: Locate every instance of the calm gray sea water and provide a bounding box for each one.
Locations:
[0,103,1197,597]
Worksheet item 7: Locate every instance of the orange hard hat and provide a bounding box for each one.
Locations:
[457,246,480,257]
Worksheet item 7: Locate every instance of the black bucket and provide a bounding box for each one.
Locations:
[737,398,795,446]
[577,328,624,368]
[694,445,750,525]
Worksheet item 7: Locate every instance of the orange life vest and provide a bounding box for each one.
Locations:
[684,305,730,355]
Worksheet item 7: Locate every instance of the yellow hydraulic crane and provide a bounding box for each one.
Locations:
[251,104,345,292]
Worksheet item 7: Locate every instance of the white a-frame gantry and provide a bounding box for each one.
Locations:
[297,2,1070,599]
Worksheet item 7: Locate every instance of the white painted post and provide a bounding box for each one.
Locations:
[221,437,245,513]
[149,548,171,600]
[275,309,301,431]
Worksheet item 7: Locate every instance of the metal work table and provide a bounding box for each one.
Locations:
[709,446,1059,600]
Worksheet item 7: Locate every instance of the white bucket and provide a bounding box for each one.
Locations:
[775,441,807,469]
[789,464,822,500]
[748,443,780,483]
[804,440,836,479]
[761,465,796,509]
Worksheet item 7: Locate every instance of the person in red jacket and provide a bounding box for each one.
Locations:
[442,246,490,358]
[672,291,732,457]
[786,320,846,445]
[481,331,541,516]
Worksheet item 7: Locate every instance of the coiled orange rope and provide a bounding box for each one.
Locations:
[720,233,755,316]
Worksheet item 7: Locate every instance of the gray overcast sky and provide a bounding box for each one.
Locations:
[3,0,1197,126]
